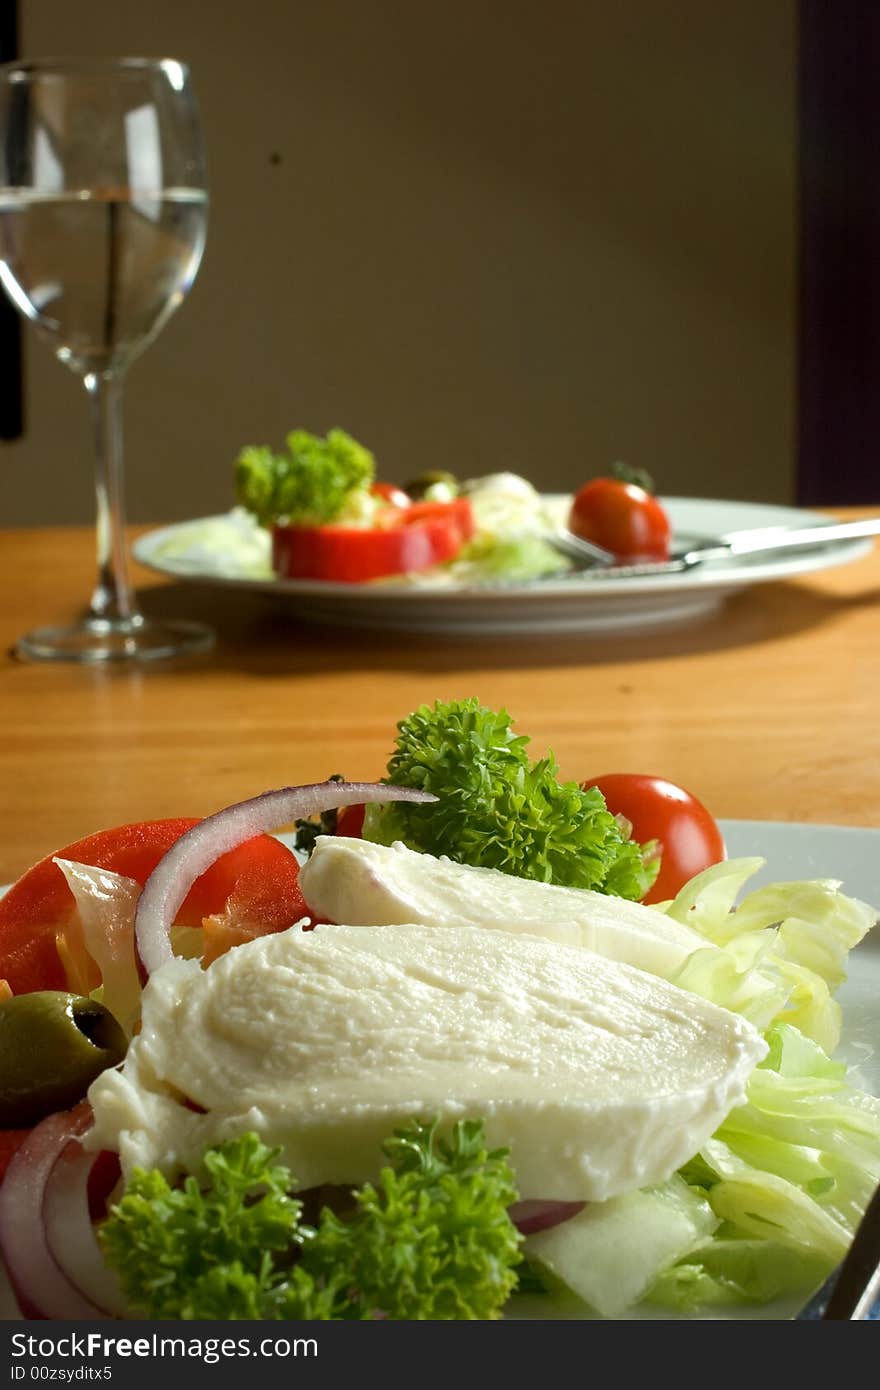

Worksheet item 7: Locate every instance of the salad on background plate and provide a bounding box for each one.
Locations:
[132,428,874,638]
[145,426,607,588]
[0,700,878,1321]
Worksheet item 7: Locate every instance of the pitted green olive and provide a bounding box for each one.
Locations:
[0,991,127,1127]
[402,469,459,501]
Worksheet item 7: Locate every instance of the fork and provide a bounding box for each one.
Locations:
[551,516,880,577]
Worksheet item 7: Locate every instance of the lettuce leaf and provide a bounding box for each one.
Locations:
[524,1175,717,1318]
[535,861,878,1315]
[648,1021,880,1308]
[444,533,568,583]
[663,858,876,1052]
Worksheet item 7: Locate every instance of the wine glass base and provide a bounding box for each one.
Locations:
[14,615,214,664]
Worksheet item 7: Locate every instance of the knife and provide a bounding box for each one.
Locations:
[796,1180,880,1319]
[551,516,880,577]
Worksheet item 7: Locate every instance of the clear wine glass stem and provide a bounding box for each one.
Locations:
[3,56,214,661]
[85,369,137,626]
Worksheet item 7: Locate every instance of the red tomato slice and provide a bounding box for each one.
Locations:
[335,804,366,838]
[0,819,306,995]
[272,498,475,583]
[583,774,725,904]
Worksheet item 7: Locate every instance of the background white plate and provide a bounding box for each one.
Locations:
[133,498,873,638]
[2,819,877,1321]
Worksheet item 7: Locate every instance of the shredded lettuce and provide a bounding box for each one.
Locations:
[524,1176,717,1318]
[443,533,569,584]
[527,1020,880,1315]
[525,862,879,1315]
[662,858,876,1052]
[648,1239,830,1310]
[148,509,273,580]
[649,1021,880,1309]
[653,865,879,1309]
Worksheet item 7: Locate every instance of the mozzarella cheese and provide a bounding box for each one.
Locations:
[87,921,765,1201]
[299,835,706,978]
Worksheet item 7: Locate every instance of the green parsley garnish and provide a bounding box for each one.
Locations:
[362,698,657,899]
[99,1118,522,1320]
[234,428,374,528]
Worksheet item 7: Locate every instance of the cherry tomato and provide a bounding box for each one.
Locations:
[371,481,411,509]
[336,804,365,838]
[0,820,306,995]
[568,479,671,562]
[582,774,725,904]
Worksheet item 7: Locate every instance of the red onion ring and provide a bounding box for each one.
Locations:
[0,1103,110,1319]
[135,780,436,976]
[43,1134,127,1317]
[509,1199,586,1235]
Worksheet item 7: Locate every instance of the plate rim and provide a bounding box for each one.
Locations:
[133,496,873,604]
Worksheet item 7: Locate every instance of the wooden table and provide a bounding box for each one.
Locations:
[1,516,879,883]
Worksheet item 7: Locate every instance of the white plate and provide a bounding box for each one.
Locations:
[133,497,873,638]
[2,819,877,1321]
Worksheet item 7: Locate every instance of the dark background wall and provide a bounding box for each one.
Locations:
[2,1,796,524]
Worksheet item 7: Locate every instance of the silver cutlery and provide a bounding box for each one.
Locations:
[551,516,880,577]
[797,1179,880,1319]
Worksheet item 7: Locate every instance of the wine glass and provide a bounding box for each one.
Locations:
[0,57,213,662]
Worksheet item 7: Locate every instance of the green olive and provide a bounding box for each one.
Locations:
[402,469,460,501]
[0,992,127,1127]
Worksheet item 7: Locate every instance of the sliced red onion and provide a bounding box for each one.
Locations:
[509,1199,586,1236]
[0,1104,110,1319]
[135,780,436,976]
[43,1133,127,1317]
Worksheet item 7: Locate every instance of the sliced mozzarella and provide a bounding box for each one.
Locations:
[87,921,765,1202]
[299,835,705,978]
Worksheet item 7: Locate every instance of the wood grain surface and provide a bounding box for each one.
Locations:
[1,516,878,882]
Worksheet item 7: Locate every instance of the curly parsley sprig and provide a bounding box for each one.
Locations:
[98,1118,522,1321]
[362,698,657,900]
[234,428,374,528]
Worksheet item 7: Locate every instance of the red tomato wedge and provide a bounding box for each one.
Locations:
[272,497,475,583]
[335,804,366,838]
[0,819,306,995]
